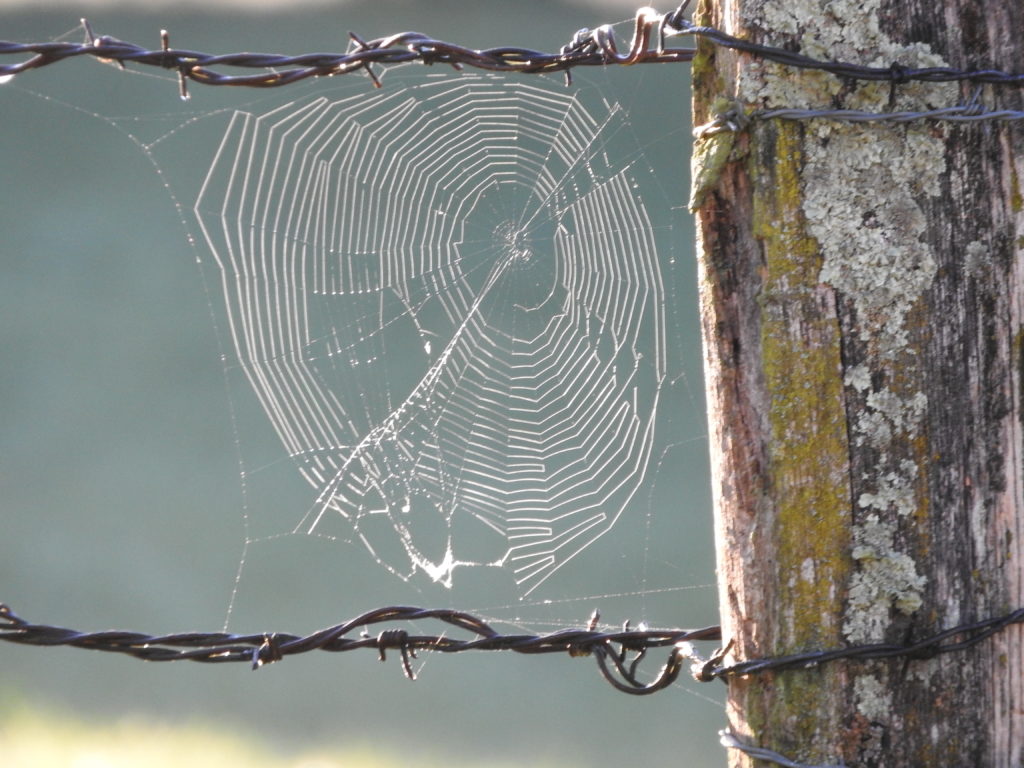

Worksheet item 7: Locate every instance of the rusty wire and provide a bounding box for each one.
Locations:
[4,601,1024,695]
[0,603,720,695]
[2,1,1023,100]
[0,6,694,98]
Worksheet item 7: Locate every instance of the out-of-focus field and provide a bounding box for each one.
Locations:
[1,696,547,768]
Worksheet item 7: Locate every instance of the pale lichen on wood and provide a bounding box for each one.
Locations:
[733,0,956,703]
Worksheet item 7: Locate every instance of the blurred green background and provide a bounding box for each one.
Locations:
[0,2,722,766]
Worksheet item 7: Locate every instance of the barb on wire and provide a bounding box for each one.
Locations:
[0,603,720,695]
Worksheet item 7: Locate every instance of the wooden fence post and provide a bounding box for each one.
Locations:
[691,0,1024,764]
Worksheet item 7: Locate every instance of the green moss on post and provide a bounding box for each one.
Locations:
[754,124,851,655]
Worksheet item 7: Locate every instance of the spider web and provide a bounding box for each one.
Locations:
[1,17,722,768]
[193,71,675,596]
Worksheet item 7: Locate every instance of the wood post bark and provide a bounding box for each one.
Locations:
[691,0,1024,764]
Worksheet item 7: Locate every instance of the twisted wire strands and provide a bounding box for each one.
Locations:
[0,1,1021,103]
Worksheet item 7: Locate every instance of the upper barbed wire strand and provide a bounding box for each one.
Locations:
[1,1,1023,98]
[0,7,692,96]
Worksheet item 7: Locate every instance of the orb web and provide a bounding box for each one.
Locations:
[194,72,668,595]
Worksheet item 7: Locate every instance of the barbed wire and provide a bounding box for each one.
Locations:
[0,603,720,695]
[2,0,1023,100]
[4,601,1023,695]
[0,7,693,98]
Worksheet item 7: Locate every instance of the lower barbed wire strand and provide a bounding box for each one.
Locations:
[0,602,721,693]
[719,731,843,768]
[4,602,1024,692]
